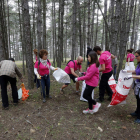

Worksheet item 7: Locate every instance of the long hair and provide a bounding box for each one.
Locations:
[88,51,99,67]
[127,48,134,53]
[33,49,38,56]
[135,49,140,66]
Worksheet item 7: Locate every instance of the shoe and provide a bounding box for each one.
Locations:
[130,112,138,117]
[13,102,18,106]
[60,88,64,94]
[46,95,52,99]
[107,96,112,101]
[83,108,94,114]
[95,97,104,102]
[134,119,140,124]
[2,106,9,110]
[93,102,101,113]
[43,98,46,103]
[76,91,81,96]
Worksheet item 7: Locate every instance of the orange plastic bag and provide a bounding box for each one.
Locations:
[21,83,29,101]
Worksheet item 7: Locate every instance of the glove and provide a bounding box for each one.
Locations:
[127,63,129,66]
[79,72,84,76]
[127,74,132,78]
[122,70,127,73]
[36,73,41,79]
[54,68,58,71]
[75,78,78,82]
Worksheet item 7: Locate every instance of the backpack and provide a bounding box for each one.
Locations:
[66,60,75,69]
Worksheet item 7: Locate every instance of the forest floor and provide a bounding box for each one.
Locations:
[0,61,140,140]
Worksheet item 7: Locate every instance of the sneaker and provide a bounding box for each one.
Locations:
[2,106,9,110]
[46,95,52,99]
[13,102,18,106]
[134,119,140,124]
[76,91,81,96]
[60,88,64,94]
[130,112,138,117]
[83,108,94,114]
[93,102,101,113]
[95,97,104,102]
[43,98,46,103]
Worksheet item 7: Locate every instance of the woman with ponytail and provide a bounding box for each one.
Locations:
[33,49,38,62]
[125,48,135,70]
[75,51,101,114]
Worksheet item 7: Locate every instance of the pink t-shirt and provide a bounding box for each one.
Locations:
[34,60,51,76]
[127,53,135,62]
[99,51,112,74]
[64,60,82,74]
[77,64,99,87]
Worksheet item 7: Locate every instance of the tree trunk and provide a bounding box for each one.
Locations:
[104,0,109,50]
[87,0,91,47]
[37,0,42,52]
[130,0,137,49]
[43,0,46,49]
[71,0,77,60]
[60,0,65,62]
[91,1,95,48]
[77,0,83,56]
[21,0,34,89]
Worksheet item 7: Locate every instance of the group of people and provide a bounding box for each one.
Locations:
[1,46,140,124]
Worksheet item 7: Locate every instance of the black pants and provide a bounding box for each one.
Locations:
[135,95,140,119]
[83,84,96,110]
[99,71,113,99]
[1,75,18,107]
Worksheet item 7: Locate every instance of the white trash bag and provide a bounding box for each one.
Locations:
[18,88,22,99]
[124,62,135,71]
[80,81,94,102]
[53,68,71,83]
[108,70,133,107]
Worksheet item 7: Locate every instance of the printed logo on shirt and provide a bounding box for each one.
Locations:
[106,55,111,60]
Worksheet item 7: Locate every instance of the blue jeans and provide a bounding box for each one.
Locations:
[41,75,50,98]
[34,74,40,88]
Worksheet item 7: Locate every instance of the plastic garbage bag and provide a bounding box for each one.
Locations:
[18,88,22,99]
[21,83,29,101]
[108,71,133,107]
[124,62,135,70]
[53,68,70,83]
[80,81,94,102]
[108,75,117,95]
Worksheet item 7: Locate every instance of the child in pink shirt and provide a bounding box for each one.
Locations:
[75,51,101,114]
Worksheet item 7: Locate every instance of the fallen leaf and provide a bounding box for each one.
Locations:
[122,126,127,129]
[127,115,132,118]
[30,128,36,133]
[112,120,117,123]
[98,127,103,132]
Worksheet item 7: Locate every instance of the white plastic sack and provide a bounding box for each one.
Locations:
[108,70,133,107]
[124,62,135,70]
[108,75,117,94]
[80,81,94,102]
[18,88,22,99]
[53,68,70,83]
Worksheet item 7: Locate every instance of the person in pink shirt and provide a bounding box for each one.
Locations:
[75,51,101,114]
[93,46,115,102]
[34,49,58,103]
[60,56,83,94]
[33,49,38,62]
[125,48,135,70]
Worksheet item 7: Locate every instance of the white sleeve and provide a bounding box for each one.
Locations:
[34,68,38,75]
[50,66,55,71]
